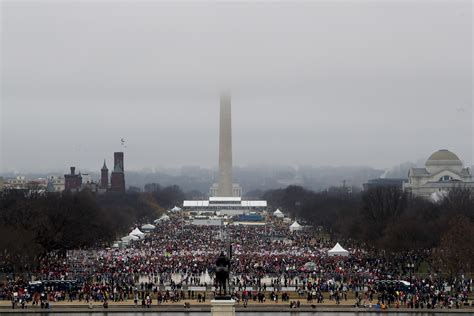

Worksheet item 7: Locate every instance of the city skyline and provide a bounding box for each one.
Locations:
[1,1,472,172]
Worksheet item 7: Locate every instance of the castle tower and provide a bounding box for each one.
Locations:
[114,152,124,172]
[217,93,233,197]
[64,166,82,191]
[110,152,125,193]
[100,159,109,189]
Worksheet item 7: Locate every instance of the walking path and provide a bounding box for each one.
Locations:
[1,298,473,312]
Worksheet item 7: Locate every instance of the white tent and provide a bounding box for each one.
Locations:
[154,214,170,223]
[289,221,302,232]
[128,234,140,240]
[141,224,156,231]
[121,235,138,245]
[273,209,284,218]
[130,228,145,238]
[171,206,182,212]
[121,235,133,242]
[328,243,349,257]
[283,217,292,224]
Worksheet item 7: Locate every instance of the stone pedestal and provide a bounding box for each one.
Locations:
[211,299,235,316]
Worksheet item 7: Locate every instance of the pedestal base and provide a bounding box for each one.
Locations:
[211,299,235,316]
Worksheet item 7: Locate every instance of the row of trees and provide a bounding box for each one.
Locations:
[0,184,186,273]
[0,190,113,272]
[1,181,471,276]
[263,185,474,275]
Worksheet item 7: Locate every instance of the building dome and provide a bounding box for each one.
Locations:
[425,149,463,174]
[426,149,460,162]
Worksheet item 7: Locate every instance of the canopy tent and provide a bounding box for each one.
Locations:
[128,234,140,240]
[171,206,182,212]
[121,235,133,242]
[282,217,292,224]
[121,235,138,244]
[154,214,170,223]
[289,221,302,232]
[273,209,284,218]
[130,228,145,238]
[141,224,156,231]
[328,242,349,257]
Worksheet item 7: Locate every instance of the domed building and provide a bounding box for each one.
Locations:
[403,149,473,198]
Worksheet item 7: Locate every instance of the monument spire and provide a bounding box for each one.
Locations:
[217,92,233,197]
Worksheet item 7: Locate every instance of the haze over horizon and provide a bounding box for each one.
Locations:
[1,1,472,173]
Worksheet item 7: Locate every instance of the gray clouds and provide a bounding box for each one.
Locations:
[1,0,472,172]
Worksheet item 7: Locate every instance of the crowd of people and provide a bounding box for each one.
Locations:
[0,214,472,309]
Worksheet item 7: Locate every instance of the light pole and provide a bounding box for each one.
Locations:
[407,263,414,282]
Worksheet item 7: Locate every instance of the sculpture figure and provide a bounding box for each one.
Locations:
[215,251,230,297]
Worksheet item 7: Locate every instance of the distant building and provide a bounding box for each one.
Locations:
[0,177,4,191]
[47,176,65,192]
[63,151,124,194]
[81,173,93,185]
[363,178,407,190]
[64,167,82,192]
[5,176,28,189]
[403,149,474,198]
[100,160,109,189]
[183,196,267,216]
[3,176,52,191]
[110,152,125,193]
[46,180,55,192]
[80,173,100,192]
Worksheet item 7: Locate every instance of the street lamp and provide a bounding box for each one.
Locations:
[407,263,415,281]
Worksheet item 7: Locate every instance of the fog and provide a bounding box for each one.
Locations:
[1,0,472,173]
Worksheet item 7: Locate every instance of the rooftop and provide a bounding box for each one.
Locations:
[427,149,461,163]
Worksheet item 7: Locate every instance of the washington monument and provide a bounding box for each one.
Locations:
[217,93,233,197]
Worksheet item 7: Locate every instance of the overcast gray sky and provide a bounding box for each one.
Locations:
[1,0,472,173]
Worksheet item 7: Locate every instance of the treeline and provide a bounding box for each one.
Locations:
[263,185,474,275]
[0,184,185,272]
[143,183,186,207]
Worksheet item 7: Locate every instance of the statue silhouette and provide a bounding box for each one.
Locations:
[215,251,230,297]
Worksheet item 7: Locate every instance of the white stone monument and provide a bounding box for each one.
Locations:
[217,92,233,197]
